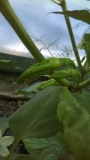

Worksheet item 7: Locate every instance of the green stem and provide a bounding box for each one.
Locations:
[55,78,70,87]
[6,139,20,160]
[60,0,82,73]
[0,0,45,62]
[54,78,77,92]
[78,78,90,91]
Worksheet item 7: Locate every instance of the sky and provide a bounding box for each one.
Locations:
[0,0,90,59]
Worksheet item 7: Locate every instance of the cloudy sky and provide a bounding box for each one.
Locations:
[0,0,90,59]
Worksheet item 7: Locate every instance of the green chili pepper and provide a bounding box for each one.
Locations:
[37,79,59,90]
[59,58,76,69]
[16,57,76,83]
[57,87,90,160]
[52,69,82,86]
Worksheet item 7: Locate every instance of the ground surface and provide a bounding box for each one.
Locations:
[0,70,28,116]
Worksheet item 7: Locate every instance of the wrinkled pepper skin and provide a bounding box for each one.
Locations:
[57,87,90,160]
[16,57,76,83]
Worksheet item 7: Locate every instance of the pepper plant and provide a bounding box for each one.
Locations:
[0,0,90,160]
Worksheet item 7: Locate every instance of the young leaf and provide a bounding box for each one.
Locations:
[23,131,69,159]
[9,86,62,141]
[51,10,90,25]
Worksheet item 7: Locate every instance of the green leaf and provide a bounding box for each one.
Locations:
[0,60,22,70]
[23,131,69,159]
[0,117,9,134]
[72,92,90,114]
[15,82,42,95]
[57,87,90,160]
[51,10,90,24]
[9,86,62,140]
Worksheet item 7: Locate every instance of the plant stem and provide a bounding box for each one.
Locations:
[56,78,70,87]
[6,139,20,160]
[0,0,45,62]
[59,0,82,73]
[78,78,90,90]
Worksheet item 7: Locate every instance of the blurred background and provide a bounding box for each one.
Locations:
[0,0,90,59]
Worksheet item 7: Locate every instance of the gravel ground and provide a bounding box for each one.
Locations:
[0,99,27,117]
[0,71,27,112]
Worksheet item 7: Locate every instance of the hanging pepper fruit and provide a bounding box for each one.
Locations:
[52,69,82,86]
[37,68,82,90]
[57,87,90,160]
[37,79,59,90]
[16,57,76,83]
